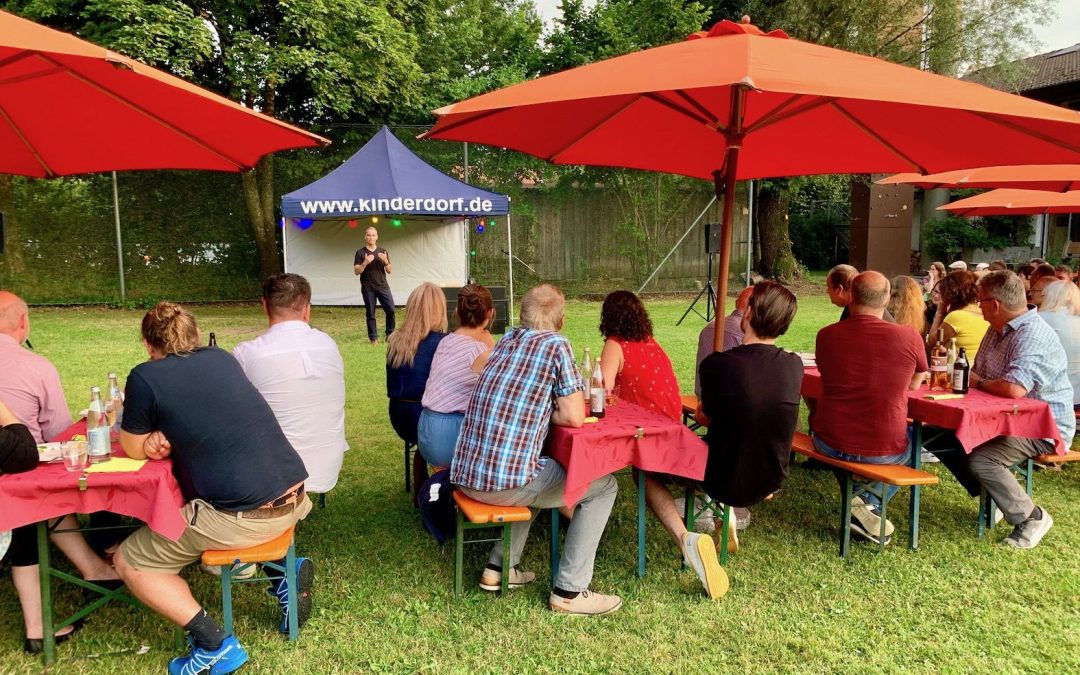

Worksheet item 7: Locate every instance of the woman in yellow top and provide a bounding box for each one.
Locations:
[927,271,989,359]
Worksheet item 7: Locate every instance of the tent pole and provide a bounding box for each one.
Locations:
[713,86,747,353]
[112,171,126,303]
[282,217,289,273]
[746,179,753,286]
[506,209,514,328]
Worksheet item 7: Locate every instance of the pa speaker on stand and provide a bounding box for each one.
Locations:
[676,223,720,325]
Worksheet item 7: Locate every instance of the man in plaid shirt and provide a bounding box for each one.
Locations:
[929,271,1073,549]
[451,284,621,616]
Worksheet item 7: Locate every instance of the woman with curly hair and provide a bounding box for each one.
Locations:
[417,284,496,468]
[927,271,989,359]
[887,275,926,337]
[598,290,681,421]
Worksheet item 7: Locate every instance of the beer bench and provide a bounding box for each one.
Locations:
[680,394,702,432]
[791,432,939,558]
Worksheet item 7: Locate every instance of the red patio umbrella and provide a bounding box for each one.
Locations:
[0,9,328,177]
[878,165,1080,192]
[423,17,1080,350]
[938,189,1080,217]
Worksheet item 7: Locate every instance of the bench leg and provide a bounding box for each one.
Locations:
[839,473,853,559]
[909,421,922,550]
[877,483,888,554]
[637,469,645,578]
[719,504,731,566]
[550,509,560,583]
[220,565,234,634]
[500,523,512,595]
[285,543,298,640]
[1024,458,1033,496]
[454,509,464,597]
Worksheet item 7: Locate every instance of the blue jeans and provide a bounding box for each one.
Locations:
[417,409,463,468]
[813,429,913,509]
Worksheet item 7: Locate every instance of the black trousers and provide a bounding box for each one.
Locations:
[363,287,396,341]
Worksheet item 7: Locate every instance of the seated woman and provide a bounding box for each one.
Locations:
[888,275,926,337]
[596,291,728,598]
[1037,280,1080,409]
[386,282,448,495]
[418,284,495,469]
[0,398,119,654]
[927,271,988,359]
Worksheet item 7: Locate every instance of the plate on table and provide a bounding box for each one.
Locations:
[37,442,62,463]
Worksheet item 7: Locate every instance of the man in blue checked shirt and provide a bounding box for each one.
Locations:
[451,284,622,616]
[928,270,1074,549]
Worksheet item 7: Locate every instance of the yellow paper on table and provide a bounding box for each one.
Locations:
[924,393,964,401]
[84,458,147,473]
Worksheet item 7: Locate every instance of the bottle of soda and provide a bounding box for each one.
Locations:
[590,359,605,419]
[106,372,124,438]
[946,337,958,371]
[952,347,970,394]
[930,329,949,391]
[581,347,593,383]
[87,386,111,464]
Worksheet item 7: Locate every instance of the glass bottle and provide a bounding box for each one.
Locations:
[87,386,111,464]
[106,372,124,439]
[930,328,949,391]
[590,359,606,419]
[952,347,970,394]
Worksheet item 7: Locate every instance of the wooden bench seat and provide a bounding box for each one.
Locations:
[452,492,532,597]
[791,432,938,558]
[1034,450,1080,466]
[680,393,703,432]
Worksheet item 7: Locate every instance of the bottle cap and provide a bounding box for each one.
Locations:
[91,386,101,392]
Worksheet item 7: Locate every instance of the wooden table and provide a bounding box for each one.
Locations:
[0,419,185,664]
[545,401,707,577]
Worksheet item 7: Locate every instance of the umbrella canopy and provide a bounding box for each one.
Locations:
[939,189,1080,217]
[0,9,328,177]
[424,17,1080,350]
[878,165,1080,192]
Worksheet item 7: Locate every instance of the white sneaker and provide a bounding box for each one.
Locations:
[478,566,536,591]
[549,589,622,616]
[682,532,729,600]
[850,497,894,545]
[1003,507,1053,549]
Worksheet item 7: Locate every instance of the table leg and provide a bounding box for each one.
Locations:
[909,421,923,550]
[637,469,645,578]
[37,520,55,665]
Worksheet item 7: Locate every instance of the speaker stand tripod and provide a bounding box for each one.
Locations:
[677,252,718,325]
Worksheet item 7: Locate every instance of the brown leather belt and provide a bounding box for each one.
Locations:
[236,485,305,520]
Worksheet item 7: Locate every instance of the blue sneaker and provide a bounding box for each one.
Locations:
[269,557,314,634]
[168,635,248,675]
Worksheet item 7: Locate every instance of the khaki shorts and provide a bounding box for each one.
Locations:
[120,495,312,573]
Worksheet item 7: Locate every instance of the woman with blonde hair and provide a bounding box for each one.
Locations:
[887,276,926,337]
[386,282,448,494]
[1038,280,1080,407]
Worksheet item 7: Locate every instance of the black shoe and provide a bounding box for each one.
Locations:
[24,619,83,654]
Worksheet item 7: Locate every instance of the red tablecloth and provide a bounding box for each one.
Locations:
[0,420,187,541]
[546,401,707,506]
[802,368,1066,455]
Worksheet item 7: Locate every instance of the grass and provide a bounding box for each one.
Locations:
[2,286,1079,674]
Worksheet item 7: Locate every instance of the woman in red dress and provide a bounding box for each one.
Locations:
[598,291,681,421]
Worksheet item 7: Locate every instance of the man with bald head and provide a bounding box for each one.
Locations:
[0,291,72,443]
[812,272,928,545]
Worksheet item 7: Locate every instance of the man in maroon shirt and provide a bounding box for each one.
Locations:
[813,271,928,544]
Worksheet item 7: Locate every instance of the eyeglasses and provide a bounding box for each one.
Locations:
[977,297,996,305]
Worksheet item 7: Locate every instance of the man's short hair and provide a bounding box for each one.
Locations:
[1017,263,1035,278]
[262,273,311,315]
[826,264,857,290]
[520,284,565,331]
[747,281,797,339]
[988,260,1007,271]
[1030,263,1056,286]
[978,270,1027,311]
[850,271,890,309]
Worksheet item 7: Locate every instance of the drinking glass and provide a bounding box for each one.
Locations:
[605,385,621,406]
[61,441,88,472]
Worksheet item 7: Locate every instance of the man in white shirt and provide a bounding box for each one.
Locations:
[233,274,347,494]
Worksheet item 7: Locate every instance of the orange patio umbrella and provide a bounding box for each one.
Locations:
[0,9,328,177]
[878,165,1080,192]
[938,189,1080,217]
[423,17,1080,351]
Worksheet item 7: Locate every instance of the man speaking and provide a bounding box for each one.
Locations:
[353,226,395,344]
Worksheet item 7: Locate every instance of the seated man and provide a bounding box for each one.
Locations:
[113,302,312,675]
[928,271,1072,548]
[694,285,753,398]
[451,284,621,616]
[234,273,347,495]
[696,282,803,520]
[813,271,928,544]
[827,264,895,323]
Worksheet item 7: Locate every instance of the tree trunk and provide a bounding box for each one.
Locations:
[0,175,26,282]
[757,182,799,283]
[240,155,281,280]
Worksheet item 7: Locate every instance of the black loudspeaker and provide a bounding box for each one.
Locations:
[442,285,508,334]
[704,222,721,254]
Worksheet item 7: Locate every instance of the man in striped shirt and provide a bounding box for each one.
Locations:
[451,284,621,616]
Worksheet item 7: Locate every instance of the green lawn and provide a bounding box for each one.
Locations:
[3,290,1079,674]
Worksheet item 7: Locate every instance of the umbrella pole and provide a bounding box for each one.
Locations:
[712,86,747,353]
[112,171,126,303]
[507,209,514,328]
